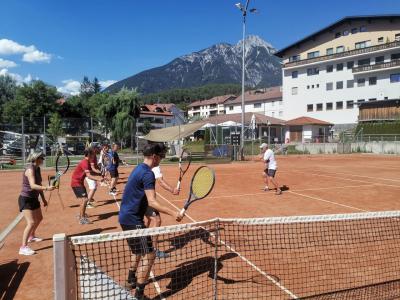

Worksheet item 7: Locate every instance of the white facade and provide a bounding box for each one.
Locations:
[188,103,225,119]
[225,99,284,119]
[282,49,400,125]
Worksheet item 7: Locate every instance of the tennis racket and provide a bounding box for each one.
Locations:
[50,146,70,187]
[176,149,191,189]
[179,166,215,218]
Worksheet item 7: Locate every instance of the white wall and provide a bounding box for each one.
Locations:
[225,100,284,118]
[282,48,400,125]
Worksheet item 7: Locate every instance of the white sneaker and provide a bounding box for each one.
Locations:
[28,236,43,243]
[19,246,36,255]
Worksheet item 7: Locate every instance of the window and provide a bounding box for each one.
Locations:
[351,28,358,34]
[272,101,275,107]
[307,51,320,59]
[291,87,298,95]
[326,102,333,110]
[316,103,323,111]
[307,104,313,112]
[316,84,320,88]
[326,82,333,91]
[375,56,384,64]
[369,77,377,86]
[336,81,343,89]
[326,48,334,55]
[336,63,344,71]
[346,100,354,109]
[357,99,365,104]
[326,65,333,72]
[360,26,367,32]
[343,30,349,36]
[391,53,400,60]
[279,111,283,117]
[292,71,298,78]
[396,34,400,42]
[358,58,370,66]
[336,46,344,53]
[369,98,377,101]
[229,106,234,111]
[254,103,261,108]
[289,55,300,62]
[307,68,319,76]
[357,78,365,87]
[378,37,384,43]
[335,32,341,38]
[336,101,343,110]
[390,73,400,83]
[347,80,354,88]
[347,61,354,69]
[355,40,371,49]
[312,85,315,89]
[272,112,275,117]
[307,85,310,89]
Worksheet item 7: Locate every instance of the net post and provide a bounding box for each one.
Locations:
[213,219,220,300]
[53,233,76,300]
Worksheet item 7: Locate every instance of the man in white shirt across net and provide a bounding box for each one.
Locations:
[260,143,282,195]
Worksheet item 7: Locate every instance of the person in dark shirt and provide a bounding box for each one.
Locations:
[108,143,120,196]
[119,143,183,299]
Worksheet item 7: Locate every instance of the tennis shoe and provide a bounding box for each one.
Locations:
[19,246,35,256]
[79,217,92,225]
[109,190,117,196]
[263,186,269,192]
[28,236,43,243]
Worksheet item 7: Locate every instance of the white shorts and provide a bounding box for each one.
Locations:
[85,177,97,190]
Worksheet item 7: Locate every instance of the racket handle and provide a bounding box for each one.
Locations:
[179,208,186,218]
[177,180,181,190]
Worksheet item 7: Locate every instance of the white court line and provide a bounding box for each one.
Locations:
[288,191,368,212]
[0,212,23,243]
[111,192,164,299]
[156,192,298,299]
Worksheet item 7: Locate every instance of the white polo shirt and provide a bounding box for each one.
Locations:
[263,149,277,170]
[152,166,163,179]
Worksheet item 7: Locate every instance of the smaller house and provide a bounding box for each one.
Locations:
[188,95,236,119]
[285,117,333,143]
[137,105,175,135]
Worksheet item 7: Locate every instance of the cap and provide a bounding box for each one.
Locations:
[259,143,268,149]
[27,151,45,162]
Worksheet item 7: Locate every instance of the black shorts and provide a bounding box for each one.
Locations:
[109,169,119,178]
[19,195,40,212]
[267,169,277,178]
[72,186,88,198]
[121,224,154,255]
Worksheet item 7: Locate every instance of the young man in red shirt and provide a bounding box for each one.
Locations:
[71,149,102,224]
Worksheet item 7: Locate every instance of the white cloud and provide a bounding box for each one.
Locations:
[99,80,117,89]
[22,50,52,63]
[0,68,33,85]
[57,79,81,96]
[0,58,17,68]
[0,38,52,63]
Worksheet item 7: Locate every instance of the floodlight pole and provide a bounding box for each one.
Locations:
[237,0,250,160]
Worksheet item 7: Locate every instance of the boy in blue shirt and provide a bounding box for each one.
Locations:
[119,143,183,299]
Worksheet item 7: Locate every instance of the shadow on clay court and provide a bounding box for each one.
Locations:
[33,244,53,252]
[93,199,122,208]
[153,253,240,299]
[163,228,219,254]
[69,227,117,237]
[69,204,80,208]
[92,211,119,222]
[0,259,30,300]
[281,185,290,191]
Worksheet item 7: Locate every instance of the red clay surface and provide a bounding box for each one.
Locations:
[1,154,400,299]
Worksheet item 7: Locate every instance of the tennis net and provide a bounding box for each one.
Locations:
[54,211,400,299]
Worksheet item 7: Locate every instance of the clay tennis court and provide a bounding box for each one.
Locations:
[1,154,400,299]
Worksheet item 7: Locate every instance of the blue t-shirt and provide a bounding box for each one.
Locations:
[107,151,119,171]
[119,163,155,225]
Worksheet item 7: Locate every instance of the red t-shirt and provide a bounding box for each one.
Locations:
[71,159,90,187]
[89,156,98,171]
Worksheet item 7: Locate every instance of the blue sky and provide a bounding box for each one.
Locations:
[0,0,399,94]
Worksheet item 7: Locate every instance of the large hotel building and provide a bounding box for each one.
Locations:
[275,15,400,128]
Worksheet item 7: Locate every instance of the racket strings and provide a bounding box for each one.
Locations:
[191,167,215,199]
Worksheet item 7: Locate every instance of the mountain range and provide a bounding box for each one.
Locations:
[105,35,282,94]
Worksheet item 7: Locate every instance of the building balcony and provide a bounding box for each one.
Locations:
[352,59,400,74]
[284,40,400,68]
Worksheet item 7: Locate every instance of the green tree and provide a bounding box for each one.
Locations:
[3,80,60,124]
[142,120,152,135]
[80,76,94,99]
[0,75,17,121]
[93,77,101,94]
[47,113,65,141]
